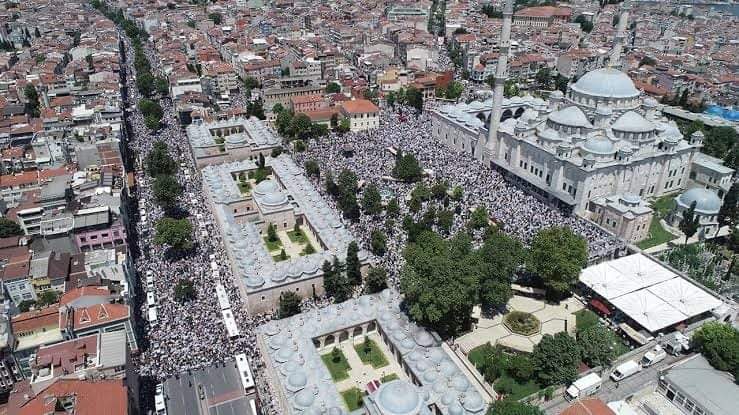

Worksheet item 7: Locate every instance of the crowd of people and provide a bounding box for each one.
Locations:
[119,33,280,415]
[296,105,625,287]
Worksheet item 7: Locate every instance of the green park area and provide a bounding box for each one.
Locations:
[321,348,351,382]
[468,342,541,401]
[340,387,364,412]
[380,373,399,383]
[638,195,678,249]
[354,339,389,368]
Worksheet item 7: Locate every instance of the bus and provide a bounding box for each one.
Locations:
[154,383,167,415]
[235,353,255,393]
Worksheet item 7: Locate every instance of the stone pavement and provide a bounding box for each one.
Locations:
[457,295,583,354]
[333,333,406,392]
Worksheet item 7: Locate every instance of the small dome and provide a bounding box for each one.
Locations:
[611,111,656,133]
[376,380,423,415]
[643,97,659,108]
[275,347,295,362]
[245,274,265,288]
[286,371,308,391]
[294,389,315,409]
[413,329,435,347]
[451,375,469,392]
[582,136,616,154]
[620,193,641,205]
[539,128,562,142]
[596,106,613,116]
[550,90,564,99]
[570,68,640,99]
[448,403,464,415]
[676,188,722,214]
[261,190,288,206]
[548,106,593,128]
[462,391,485,412]
[254,179,278,195]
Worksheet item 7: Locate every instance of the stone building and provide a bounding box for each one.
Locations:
[185,117,281,168]
[201,155,370,314]
[667,188,722,239]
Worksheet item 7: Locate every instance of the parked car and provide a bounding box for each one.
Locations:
[610,359,641,381]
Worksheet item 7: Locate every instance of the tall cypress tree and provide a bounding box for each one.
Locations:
[346,242,361,286]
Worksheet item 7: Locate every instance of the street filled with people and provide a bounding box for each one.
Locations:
[118,32,281,415]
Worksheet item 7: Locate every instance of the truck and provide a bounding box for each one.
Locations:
[566,373,602,400]
[640,344,667,368]
[610,359,641,381]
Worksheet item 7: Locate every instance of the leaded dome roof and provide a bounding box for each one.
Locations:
[570,68,640,99]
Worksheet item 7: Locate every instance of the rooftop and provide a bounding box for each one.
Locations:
[664,354,739,415]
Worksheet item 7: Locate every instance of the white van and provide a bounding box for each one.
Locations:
[147,292,156,307]
[640,344,667,367]
[566,373,602,400]
[148,306,158,326]
[610,360,641,381]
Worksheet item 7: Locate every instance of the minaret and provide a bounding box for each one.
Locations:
[485,0,514,162]
[609,0,630,69]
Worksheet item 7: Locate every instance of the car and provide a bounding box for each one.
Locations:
[610,360,641,382]
[640,344,667,367]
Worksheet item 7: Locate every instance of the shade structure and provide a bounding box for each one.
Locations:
[610,290,687,332]
[648,278,723,317]
[608,253,676,287]
[579,261,644,300]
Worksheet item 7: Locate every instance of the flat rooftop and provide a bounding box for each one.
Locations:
[163,360,257,415]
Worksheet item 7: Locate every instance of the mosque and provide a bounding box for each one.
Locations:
[431,0,733,243]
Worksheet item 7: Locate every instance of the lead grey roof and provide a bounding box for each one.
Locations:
[548,106,593,129]
[186,117,280,149]
[611,111,656,133]
[676,188,722,214]
[664,355,739,415]
[570,68,640,98]
[259,290,488,415]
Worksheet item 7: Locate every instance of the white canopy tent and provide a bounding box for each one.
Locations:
[610,290,688,333]
[580,262,644,300]
[608,253,677,287]
[648,278,723,317]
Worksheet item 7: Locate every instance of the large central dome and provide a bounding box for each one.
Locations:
[570,68,640,99]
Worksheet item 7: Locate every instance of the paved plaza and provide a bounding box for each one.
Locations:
[457,295,582,353]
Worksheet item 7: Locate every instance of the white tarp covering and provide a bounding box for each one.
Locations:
[610,290,687,332]
[580,261,643,300]
[648,278,723,317]
[608,253,677,287]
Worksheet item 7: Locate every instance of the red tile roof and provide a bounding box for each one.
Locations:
[561,398,615,415]
[340,99,379,114]
[12,305,60,333]
[59,286,111,306]
[18,379,128,415]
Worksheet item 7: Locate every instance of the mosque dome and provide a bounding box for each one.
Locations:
[676,188,722,214]
[286,371,308,391]
[620,193,641,205]
[413,329,435,347]
[582,136,616,154]
[375,380,423,415]
[294,389,315,409]
[570,68,640,98]
[548,106,593,128]
[261,189,289,206]
[254,179,278,195]
[611,111,656,133]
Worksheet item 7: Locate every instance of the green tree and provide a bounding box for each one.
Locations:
[138,98,163,119]
[17,300,35,312]
[691,322,739,374]
[468,206,489,229]
[276,109,294,135]
[305,159,320,178]
[331,347,342,363]
[486,400,543,415]
[405,86,423,111]
[146,141,177,177]
[445,81,464,100]
[400,231,479,337]
[346,241,362,286]
[325,82,341,94]
[362,184,383,215]
[36,290,59,306]
[476,229,525,308]
[154,217,193,250]
[574,14,594,32]
[451,186,464,200]
[392,153,423,182]
[243,76,259,90]
[267,222,278,242]
[174,279,197,302]
[154,77,169,96]
[386,198,400,218]
[144,115,161,131]
[337,118,350,135]
[0,218,23,237]
[365,267,388,294]
[278,291,301,318]
[325,171,339,197]
[323,259,349,302]
[431,180,449,200]
[23,84,40,117]
[718,182,738,228]
[527,227,588,297]
[272,103,285,114]
[370,230,387,256]
[386,91,396,108]
[679,201,701,244]
[207,12,222,24]
[531,332,581,386]
[436,209,454,234]
[289,113,314,140]
[152,175,182,211]
[578,324,618,367]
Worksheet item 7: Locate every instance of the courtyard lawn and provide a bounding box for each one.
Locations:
[637,219,677,250]
[321,350,351,382]
[494,375,541,401]
[287,229,308,244]
[237,181,251,195]
[468,342,495,370]
[273,253,289,262]
[652,195,675,218]
[263,237,282,252]
[380,373,399,383]
[354,339,389,368]
[341,388,364,412]
[574,309,599,333]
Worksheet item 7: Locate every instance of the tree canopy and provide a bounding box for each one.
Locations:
[527,227,588,297]
[146,141,177,177]
[392,152,423,182]
[0,218,23,238]
[476,229,525,308]
[486,400,544,415]
[365,267,388,294]
[577,324,618,367]
[691,322,739,376]
[679,201,701,244]
[152,175,182,211]
[278,291,302,319]
[154,217,193,250]
[531,332,581,386]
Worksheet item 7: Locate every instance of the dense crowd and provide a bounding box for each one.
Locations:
[119,34,280,415]
[296,105,626,286]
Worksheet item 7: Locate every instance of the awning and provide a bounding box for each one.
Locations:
[618,322,652,346]
[590,298,611,316]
